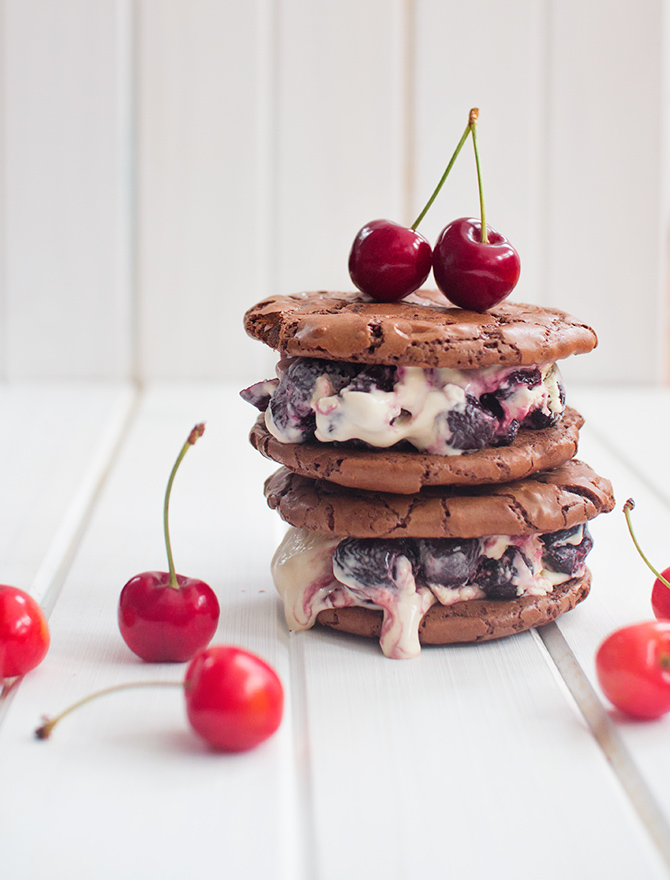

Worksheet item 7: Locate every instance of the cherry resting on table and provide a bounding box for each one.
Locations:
[0,585,50,679]
[118,423,219,662]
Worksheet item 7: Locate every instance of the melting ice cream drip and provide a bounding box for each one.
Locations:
[270,525,592,658]
[332,539,436,659]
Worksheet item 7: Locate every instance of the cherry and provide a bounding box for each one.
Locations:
[0,585,50,679]
[118,424,220,662]
[432,217,521,311]
[622,498,670,621]
[596,621,670,719]
[348,112,474,303]
[652,571,670,620]
[432,109,520,311]
[348,220,431,302]
[184,645,284,752]
[35,644,284,752]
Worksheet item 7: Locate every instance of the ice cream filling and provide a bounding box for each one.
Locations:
[242,358,565,455]
[271,524,592,660]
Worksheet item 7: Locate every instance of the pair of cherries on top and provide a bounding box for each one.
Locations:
[348,109,520,311]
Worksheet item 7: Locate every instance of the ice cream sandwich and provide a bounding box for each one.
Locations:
[243,291,595,491]
[265,459,614,658]
[241,289,612,658]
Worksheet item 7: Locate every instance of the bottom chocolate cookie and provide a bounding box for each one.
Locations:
[316,570,591,647]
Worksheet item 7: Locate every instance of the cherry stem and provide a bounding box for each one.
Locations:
[1,677,21,700]
[164,423,205,589]
[34,681,182,740]
[410,108,479,231]
[623,499,670,591]
[468,108,488,244]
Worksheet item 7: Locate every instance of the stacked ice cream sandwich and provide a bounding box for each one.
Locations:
[242,290,614,659]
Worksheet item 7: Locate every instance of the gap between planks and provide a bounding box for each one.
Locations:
[535,622,670,872]
[0,384,141,727]
[286,631,319,880]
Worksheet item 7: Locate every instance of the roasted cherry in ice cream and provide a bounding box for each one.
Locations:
[118,424,220,662]
[249,356,565,456]
[540,526,593,576]
[332,528,591,602]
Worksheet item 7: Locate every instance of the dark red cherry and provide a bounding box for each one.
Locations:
[652,571,670,620]
[348,219,432,302]
[118,572,219,663]
[623,499,670,623]
[432,217,520,311]
[118,423,220,663]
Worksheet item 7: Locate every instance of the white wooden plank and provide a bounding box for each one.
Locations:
[538,621,670,867]
[137,0,275,381]
[546,1,669,384]
[413,0,548,309]
[4,385,670,879]
[0,382,135,598]
[294,620,667,878]
[274,0,407,294]
[547,387,670,861]
[0,385,294,880]
[571,386,670,508]
[3,0,133,379]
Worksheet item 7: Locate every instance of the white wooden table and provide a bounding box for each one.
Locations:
[1,381,670,880]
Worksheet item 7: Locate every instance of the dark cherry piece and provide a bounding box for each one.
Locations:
[348,219,432,302]
[432,217,520,311]
[118,424,220,662]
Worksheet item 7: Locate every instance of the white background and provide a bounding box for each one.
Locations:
[1,0,669,384]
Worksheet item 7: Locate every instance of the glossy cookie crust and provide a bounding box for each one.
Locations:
[243,290,598,368]
[263,459,615,539]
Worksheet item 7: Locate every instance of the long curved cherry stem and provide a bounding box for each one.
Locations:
[35,681,182,739]
[411,108,479,231]
[623,499,670,591]
[469,108,488,244]
[164,423,205,589]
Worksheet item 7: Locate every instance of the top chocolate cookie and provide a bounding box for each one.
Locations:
[244,290,597,368]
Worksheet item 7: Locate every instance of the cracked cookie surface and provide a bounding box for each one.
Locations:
[244,290,597,368]
[263,459,615,538]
